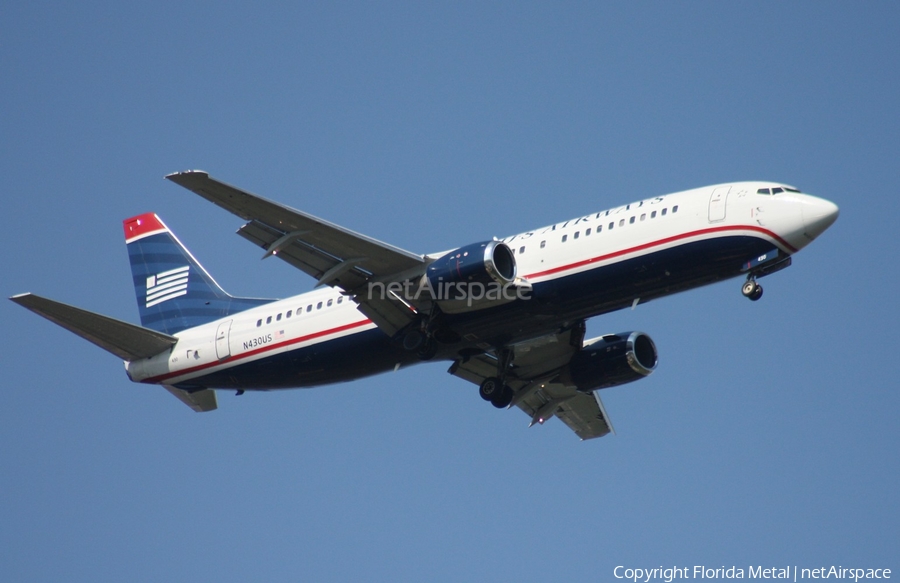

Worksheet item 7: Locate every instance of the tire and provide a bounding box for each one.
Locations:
[479,377,502,402]
[402,329,424,351]
[491,385,514,409]
[742,280,758,298]
[750,284,763,301]
[416,339,438,360]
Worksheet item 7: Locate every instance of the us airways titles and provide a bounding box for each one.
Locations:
[501,195,669,244]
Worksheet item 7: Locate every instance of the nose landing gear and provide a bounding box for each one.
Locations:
[742,278,763,301]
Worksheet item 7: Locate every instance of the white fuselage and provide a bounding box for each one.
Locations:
[127,181,837,388]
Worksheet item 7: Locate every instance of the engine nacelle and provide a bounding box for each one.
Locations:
[561,331,658,392]
[427,240,516,287]
[420,241,522,313]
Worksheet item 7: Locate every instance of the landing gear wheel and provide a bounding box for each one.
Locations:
[750,284,763,301]
[742,280,763,301]
[490,385,514,409]
[416,338,438,360]
[479,377,503,402]
[479,347,515,407]
[402,329,425,351]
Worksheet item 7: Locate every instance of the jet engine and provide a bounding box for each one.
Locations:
[426,240,516,287]
[419,240,522,313]
[561,331,658,392]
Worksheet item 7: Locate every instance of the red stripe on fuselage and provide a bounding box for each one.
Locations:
[144,224,792,385]
[144,318,374,384]
[525,224,796,280]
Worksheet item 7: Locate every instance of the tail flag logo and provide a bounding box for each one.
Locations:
[145,266,190,308]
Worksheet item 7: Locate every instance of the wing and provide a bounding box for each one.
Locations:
[165,171,426,336]
[449,326,615,440]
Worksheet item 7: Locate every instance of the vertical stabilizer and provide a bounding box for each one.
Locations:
[124,213,273,334]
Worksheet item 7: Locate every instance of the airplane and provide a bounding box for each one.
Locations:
[10,172,839,439]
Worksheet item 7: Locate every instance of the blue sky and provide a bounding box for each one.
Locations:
[2,2,898,581]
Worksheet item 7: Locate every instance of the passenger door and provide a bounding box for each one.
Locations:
[708,186,731,222]
[215,320,232,360]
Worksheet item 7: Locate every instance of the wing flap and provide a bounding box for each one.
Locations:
[237,219,366,286]
[507,380,612,440]
[350,294,419,337]
[449,325,613,440]
[554,392,613,440]
[10,293,177,361]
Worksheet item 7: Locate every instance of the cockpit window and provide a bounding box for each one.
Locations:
[758,186,802,195]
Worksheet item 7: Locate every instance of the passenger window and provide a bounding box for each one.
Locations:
[629,216,635,224]
[662,208,667,216]
[327,299,333,307]
[519,246,525,254]
[574,231,579,239]
[256,319,262,327]
[562,234,568,242]
[306,305,312,313]
[619,219,625,227]
[651,210,657,219]
[586,228,591,236]
[286,310,292,318]
[266,316,272,324]
[673,205,679,213]
[640,213,646,221]
[609,222,614,230]
[276,313,282,321]
[317,302,323,310]
[337,297,343,304]
[540,240,546,248]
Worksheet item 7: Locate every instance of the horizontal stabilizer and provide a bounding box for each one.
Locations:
[163,385,218,412]
[9,293,177,361]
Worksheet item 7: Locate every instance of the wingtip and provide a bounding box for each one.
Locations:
[9,292,32,303]
[164,169,209,182]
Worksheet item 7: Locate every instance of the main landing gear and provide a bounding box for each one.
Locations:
[401,305,448,360]
[741,278,763,301]
[478,346,514,408]
[402,329,438,360]
[479,376,513,409]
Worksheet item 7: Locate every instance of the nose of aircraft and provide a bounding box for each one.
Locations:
[799,195,840,241]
